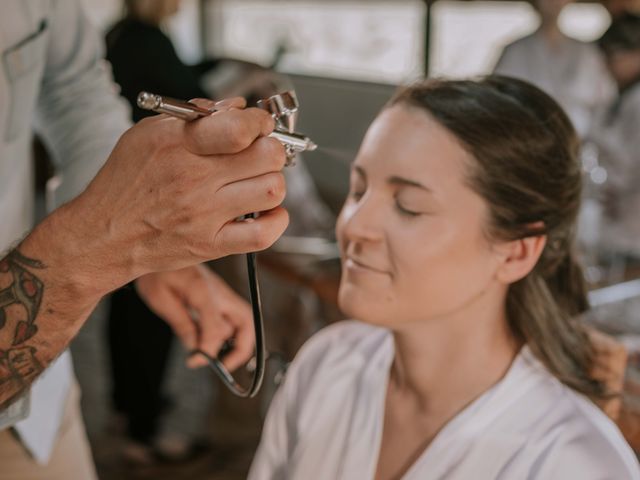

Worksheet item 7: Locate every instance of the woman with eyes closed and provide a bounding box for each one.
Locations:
[248,77,640,480]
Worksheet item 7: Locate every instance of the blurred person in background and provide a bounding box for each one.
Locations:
[494,0,615,137]
[586,14,640,262]
[105,0,334,465]
[601,0,640,19]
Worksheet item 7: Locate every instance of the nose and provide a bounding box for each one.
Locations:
[338,193,385,244]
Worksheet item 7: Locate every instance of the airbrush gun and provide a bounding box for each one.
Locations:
[136,90,316,398]
[137,90,316,165]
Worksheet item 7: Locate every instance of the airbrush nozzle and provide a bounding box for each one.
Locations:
[137,90,317,165]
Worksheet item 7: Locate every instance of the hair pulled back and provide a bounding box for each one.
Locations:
[390,76,604,398]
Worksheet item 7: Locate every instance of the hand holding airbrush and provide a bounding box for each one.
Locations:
[137,91,316,165]
[137,90,318,397]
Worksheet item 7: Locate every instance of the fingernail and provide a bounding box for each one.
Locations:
[186,357,202,369]
[215,99,234,107]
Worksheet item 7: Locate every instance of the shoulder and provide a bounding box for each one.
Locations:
[500,33,537,54]
[505,353,639,478]
[494,33,536,72]
[293,320,388,367]
[526,394,640,478]
[283,321,390,394]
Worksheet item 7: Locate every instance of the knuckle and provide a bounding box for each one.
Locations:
[249,108,275,132]
[184,123,208,153]
[263,172,286,202]
[224,112,253,151]
[189,97,215,109]
[174,323,193,337]
[221,323,234,338]
[257,137,286,169]
[250,222,273,251]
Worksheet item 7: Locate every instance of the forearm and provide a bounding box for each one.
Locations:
[0,207,110,408]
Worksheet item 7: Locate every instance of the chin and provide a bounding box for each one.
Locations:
[338,283,392,326]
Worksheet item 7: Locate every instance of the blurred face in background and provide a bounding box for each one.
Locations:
[601,0,637,18]
[336,105,507,328]
[128,0,182,24]
[605,48,640,88]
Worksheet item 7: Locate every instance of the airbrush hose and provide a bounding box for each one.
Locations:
[137,90,317,398]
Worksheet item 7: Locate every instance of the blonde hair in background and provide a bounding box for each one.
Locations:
[125,0,180,25]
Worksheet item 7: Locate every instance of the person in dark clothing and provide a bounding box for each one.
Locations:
[106,1,218,122]
[105,0,336,465]
[105,0,295,464]
[105,0,222,464]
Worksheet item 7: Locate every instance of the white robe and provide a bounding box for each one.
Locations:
[249,321,640,479]
[494,31,615,137]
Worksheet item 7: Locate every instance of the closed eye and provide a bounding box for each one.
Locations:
[395,202,421,217]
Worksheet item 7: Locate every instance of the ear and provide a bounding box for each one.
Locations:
[493,233,547,285]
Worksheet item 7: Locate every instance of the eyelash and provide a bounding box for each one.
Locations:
[395,203,420,217]
[350,188,364,200]
[349,187,421,218]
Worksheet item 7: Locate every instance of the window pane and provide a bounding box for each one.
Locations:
[431,1,610,78]
[208,0,425,83]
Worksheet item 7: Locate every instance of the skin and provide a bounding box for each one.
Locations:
[130,0,182,25]
[135,264,255,371]
[536,0,571,25]
[604,48,640,90]
[0,97,289,408]
[335,105,546,480]
[534,0,573,46]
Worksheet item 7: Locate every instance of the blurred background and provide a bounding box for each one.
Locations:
[45,0,640,478]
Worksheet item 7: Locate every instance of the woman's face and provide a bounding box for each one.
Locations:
[336,105,506,327]
[605,49,640,89]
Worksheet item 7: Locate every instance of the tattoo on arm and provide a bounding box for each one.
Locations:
[0,250,45,407]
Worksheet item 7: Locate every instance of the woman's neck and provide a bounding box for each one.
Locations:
[537,20,565,49]
[388,291,520,416]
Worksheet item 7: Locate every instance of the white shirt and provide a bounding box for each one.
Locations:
[494,30,615,137]
[0,0,130,463]
[250,321,640,479]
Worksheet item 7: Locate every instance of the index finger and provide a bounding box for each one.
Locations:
[189,97,247,111]
[184,107,275,155]
[220,317,255,372]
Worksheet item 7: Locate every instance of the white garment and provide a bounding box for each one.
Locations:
[494,30,615,137]
[0,0,130,463]
[250,321,640,480]
[587,83,640,256]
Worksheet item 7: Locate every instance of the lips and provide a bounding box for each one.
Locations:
[344,256,389,275]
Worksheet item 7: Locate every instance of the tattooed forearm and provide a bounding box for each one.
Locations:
[0,250,46,406]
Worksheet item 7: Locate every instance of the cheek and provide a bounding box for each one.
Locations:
[390,220,498,318]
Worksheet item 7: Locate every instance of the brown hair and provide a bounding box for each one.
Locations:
[390,76,605,398]
[124,0,178,25]
[598,12,640,55]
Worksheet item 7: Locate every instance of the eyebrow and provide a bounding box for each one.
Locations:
[353,165,432,192]
[388,176,432,192]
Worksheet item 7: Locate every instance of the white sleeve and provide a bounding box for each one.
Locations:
[248,382,294,480]
[529,429,640,479]
[249,322,366,479]
[34,0,132,208]
[248,324,337,480]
